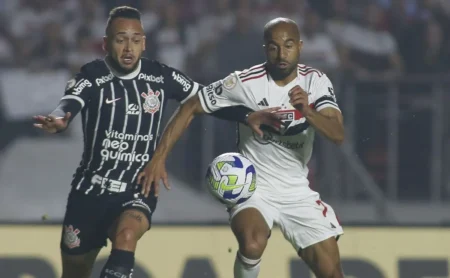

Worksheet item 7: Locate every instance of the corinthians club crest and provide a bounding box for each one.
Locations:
[63,225,81,249]
[141,90,161,114]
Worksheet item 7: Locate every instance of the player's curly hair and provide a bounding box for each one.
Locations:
[106,6,142,35]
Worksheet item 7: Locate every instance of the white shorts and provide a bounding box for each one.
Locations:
[229,189,344,251]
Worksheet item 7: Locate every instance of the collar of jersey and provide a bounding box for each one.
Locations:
[268,71,298,88]
[104,58,141,80]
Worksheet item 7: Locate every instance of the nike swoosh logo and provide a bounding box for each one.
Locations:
[105,98,121,104]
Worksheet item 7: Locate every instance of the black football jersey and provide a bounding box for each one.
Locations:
[61,58,200,195]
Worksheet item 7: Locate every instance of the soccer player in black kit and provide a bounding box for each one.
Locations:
[33,6,281,278]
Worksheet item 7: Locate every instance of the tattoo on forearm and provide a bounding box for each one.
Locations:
[125,211,143,223]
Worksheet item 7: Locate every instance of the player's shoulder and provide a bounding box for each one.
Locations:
[79,59,110,79]
[297,63,327,80]
[140,57,163,71]
[234,63,267,83]
[297,63,332,89]
[139,57,177,74]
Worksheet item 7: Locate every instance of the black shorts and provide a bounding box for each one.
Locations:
[60,188,157,255]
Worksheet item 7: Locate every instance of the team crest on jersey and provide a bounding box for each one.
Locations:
[141,90,161,114]
[63,225,81,249]
[223,75,237,90]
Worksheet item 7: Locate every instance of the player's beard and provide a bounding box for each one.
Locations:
[266,62,296,81]
[106,55,140,75]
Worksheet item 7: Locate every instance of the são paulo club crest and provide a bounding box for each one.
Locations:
[141,90,161,114]
[63,225,81,249]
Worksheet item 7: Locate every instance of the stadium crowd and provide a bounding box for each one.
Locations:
[0,0,449,76]
[0,0,449,201]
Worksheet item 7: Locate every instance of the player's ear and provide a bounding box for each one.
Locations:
[102,36,108,52]
[142,35,146,51]
[298,40,303,52]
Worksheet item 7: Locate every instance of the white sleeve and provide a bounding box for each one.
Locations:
[311,74,340,112]
[198,73,250,114]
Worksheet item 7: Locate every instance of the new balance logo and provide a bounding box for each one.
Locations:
[126,103,140,115]
[257,98,269,106]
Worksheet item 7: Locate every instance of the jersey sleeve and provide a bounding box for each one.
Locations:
[161,65,200,104]
[311,74,340,112]
[198,73,250,114]
[60,71,95,112]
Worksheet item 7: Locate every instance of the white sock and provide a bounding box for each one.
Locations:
[234,251,261,278]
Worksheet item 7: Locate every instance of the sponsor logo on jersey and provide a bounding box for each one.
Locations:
[91,174,127,193]
[100,130,153,163]
[141,90,161,114]
[126,103,140,115]
[95,73,114,86]
[138,73,164,83]
[72,79,92,95]
[253,131,305,149]
[204,85,217,105]
[172,71,192,92]
[63,225,81,249]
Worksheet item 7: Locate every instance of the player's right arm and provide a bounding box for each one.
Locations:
[33,71,94,133]
[138,74,281,197]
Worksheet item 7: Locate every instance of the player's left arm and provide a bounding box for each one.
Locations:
[289,74,344,145]
[161,64,201,104]
[160,64,257,124]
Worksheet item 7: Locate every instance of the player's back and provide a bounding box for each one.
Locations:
[63,58,199,195]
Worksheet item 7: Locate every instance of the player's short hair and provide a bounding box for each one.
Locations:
[106,6,142,35]
[263,18,300,41]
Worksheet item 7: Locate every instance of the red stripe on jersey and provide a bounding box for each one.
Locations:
[241,72,266,82]
[298,69,322,77]
[298,65,323,77]
[239,65,265,78]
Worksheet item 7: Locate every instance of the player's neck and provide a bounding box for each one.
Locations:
[104,55,141,80]
[105,56,128,74]
[271,71,297,87]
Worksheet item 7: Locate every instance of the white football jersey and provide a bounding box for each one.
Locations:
[199,63,340,198]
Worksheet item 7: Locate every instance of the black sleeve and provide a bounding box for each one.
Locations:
[209,106,253,124]
[160,64,200,103]
[50,71,95,119]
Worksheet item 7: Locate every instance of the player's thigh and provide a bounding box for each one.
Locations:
[107,192,157,246]
[278,195,343,252]
[60,190,109,255]
[299,237,343,278]
[61,248,101,278]
[229,193,275,257]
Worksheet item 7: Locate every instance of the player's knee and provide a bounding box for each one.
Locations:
[238,234,267,260]
[113,227,138,246]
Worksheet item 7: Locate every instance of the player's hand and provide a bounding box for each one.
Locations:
[33,112,71,133]
[246,107,283,137]
[137,155,170,198]
[289,85,311,115]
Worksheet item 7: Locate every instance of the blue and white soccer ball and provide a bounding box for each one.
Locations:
[205,152,257,206]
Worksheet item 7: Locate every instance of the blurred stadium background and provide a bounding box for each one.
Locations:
[0,0,449,277]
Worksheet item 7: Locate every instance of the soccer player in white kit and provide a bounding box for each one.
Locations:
[140,18,345,278]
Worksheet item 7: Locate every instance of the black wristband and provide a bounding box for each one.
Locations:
[210,106,254,124]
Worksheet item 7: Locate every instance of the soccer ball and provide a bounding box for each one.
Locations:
[205,152,257,206]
